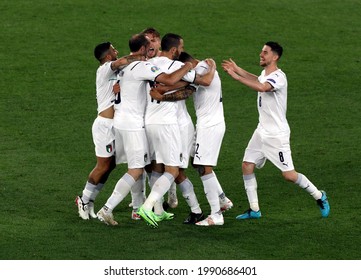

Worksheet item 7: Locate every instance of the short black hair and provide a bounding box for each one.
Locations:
[129,34,149,53]
[94,42,111,61]
[265,41,283,59]
[161,33,182,52]
[178,52,194,63]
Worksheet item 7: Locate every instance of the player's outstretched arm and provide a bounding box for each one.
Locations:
[222,58,258,81]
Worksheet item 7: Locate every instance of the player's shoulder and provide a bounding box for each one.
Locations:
[97,61,114,76]
[276,68,287,78]
[122,60,146,72]
[195,60,209,75]
[97,61,111,71]
[270,69,287,83]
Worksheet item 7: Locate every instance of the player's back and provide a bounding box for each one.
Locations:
[114,60,159,130]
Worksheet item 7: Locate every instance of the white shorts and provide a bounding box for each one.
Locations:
[243,128,294,172]
[192,122,225,166]
[179,121,195,168]
[92,116,115,158]
[146,124,182,167]
[114,128,150,168]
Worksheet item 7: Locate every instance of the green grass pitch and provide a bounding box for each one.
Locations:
[1,0,361,260]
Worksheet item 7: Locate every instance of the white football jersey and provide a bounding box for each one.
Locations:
[113,61,164,130]
[95,61,118,114]
[192,60,224,128]
[145,56,196,125]
[257,69,290,135]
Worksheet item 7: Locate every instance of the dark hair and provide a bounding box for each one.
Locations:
[265,41,283,59]
[178,52,194,63]
[141,27,160,38]
[94,42,111,61]
[161,33,182,52]
[129,34,149,53]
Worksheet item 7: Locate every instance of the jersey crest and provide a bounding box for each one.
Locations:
[151,66,160,72]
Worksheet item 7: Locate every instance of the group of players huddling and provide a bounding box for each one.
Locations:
[75,27,330,228]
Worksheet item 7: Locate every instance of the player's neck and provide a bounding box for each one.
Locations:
[160,51,174,60]
[264,64,278,75]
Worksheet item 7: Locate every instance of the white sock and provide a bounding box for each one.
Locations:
[243,173,259,212]
[201,172,221,215]
[143,172,174,211]
[149,171,165,215]
[105,173,134,212]
[141,170,147,201]
[169,181,176,194]
[81,181,97,204]
[149,171,162,188]
[82,182,105,204]
[89,183,104,202]
[207,171,227,202]
[178,178,202,214]
[146,171,152,191]
[212,171,225,197]
[131,173,145,210]
[296,173,322,200]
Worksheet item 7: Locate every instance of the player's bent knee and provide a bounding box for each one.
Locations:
[242,161,255,175]
[282,170,297,182]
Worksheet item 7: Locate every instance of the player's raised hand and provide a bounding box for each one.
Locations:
[221,58,237,73]
[205,58,216,69]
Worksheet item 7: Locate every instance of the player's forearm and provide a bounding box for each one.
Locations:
[236,75,268,92]
[158,62,193,85]
[156,81,189,94]
[162,86,196,101]
[235,67,258,81]
[195,66,215,86]
[111,54,145,70]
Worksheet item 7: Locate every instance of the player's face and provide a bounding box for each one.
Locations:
[145,34,161,58]
[142,37,152,57]
[259,45,276,67]
[173,39,184,60]
[108,45,119,61]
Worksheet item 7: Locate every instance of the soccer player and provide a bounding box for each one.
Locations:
[222,41,330,219]
[178,52,233,226]
[138,33,217,228]
[75,42,144,220]
[96,34,194,226]
[125,28,162,218]
[140,27,179,209]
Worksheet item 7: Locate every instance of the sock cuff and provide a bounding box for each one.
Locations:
[243,173,255,181]
[201,172,215,181]
[95,183,104,192]
[123,173,136,185]
[296,173,303,185]
[163,172,175,182]
[151,171,162,179]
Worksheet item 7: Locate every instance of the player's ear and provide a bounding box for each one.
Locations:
[140,45,147,56]
[170,47,177,55]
